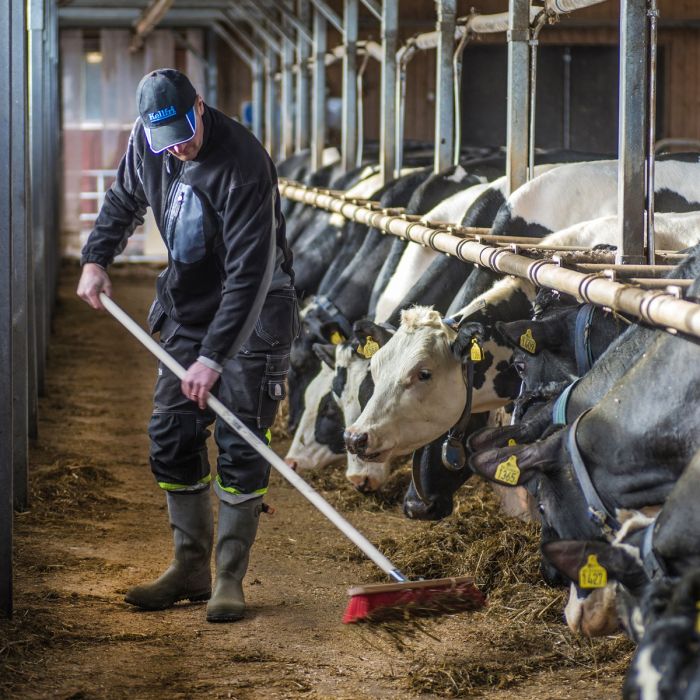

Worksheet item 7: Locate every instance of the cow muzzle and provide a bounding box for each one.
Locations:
[344,429,368,456]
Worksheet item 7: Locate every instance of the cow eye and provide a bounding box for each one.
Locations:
[538,503,545,515]
[418,369,432,382]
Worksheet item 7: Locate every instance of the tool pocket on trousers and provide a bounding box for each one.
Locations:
[147,298,167,335]
[258,352,290,428]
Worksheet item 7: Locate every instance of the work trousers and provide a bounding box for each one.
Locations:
[147,287,298,504]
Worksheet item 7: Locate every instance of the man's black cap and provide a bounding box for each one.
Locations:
[137,68,197,154]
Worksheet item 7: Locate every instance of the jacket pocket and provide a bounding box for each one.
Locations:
[147,298,167,335]
[244,289,299,353]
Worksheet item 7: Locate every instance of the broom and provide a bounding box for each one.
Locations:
[99,293,485,624]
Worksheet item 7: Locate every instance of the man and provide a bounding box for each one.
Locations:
[77,68,297,623]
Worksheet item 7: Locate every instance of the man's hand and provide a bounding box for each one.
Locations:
[181,361,221,410]
[77,263,112,310]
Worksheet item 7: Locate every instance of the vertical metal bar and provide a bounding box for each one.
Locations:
[381,0,398,183]
[0,0,15,618]
[435,0,456,173]
[562,46,572,149]
[206,28,218,109]
[527,36,538,179]
[395,53,407,174]
[341,0,358,171]
[264,42,278,158]
[617,0,648,264]
[281,2,295,159]
[506,0,530,196]
[28,0,45,437]
[10,0,28,514]
[295,0,311,152]
[646,0,658,265]
[311,8,326,170]
[252,53,264,142]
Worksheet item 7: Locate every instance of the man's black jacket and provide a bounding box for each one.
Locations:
[81,105,294,367]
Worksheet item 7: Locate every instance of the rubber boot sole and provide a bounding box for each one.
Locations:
[206,608,245,623]
[124,589,211,611]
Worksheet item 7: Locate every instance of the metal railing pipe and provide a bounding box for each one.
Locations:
[278,180,700,339]
[435,0,456,173]
[295,0,311,152]
[311,8,327,169]
[380,0,399,184]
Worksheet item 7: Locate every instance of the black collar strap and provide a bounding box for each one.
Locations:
[574,304,596,375]
[568,410,622,532]
[441,357,474,471]
[640,519,667,579]
[315,295,353,339]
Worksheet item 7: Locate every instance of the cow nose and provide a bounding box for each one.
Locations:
[284,458,298,472]
[348,474,380,493]
[344,430,368,455]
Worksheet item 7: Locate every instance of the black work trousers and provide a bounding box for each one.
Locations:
[147,287,298,503]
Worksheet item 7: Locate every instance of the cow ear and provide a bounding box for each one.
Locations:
[496,319,558,355]
[542,540,647,590]
[469,428,564,487]
[451,321,486,361]
[318,322,347,347]
[312,343,336,369]
[351,319,394,359]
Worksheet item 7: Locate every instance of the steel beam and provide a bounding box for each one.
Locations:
[309,0,343,33]
[1,0,15,618]
[435,0,456,173]
[206,28,218,107]
[360,0,382,21]
[227,6,282,56]
[219,18,265,60]
[505,0,530,196]
[311,8,327,169]
[341,0,358,171]
[59,6,225,27]
[10,0,28,515]
[28,0,45,436]
[130,0,175,52]
[269,0,313,43]
[617,0,648,264]
[281,2,295,159]
[252,53,265,142]
[380,0,399,184]
[212,22,254,67]
[295,0,311,152]
[265,43,279,158]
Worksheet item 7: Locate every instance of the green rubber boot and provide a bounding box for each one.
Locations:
[125,490,213,610]
[206,497,262,623]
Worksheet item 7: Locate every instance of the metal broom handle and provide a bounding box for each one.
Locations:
[99,293,406,583]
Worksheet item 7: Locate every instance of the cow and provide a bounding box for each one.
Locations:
[344,210,700,464]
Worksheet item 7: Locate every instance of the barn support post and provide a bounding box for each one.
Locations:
[28,0,46,436]
[617,0,648,265]
[341,0,358,171]
[205,29,218,108]
[646,0,659,265]
[280,2,295,159]
[295,0,311,153]
[252,53,264,142]
[10,0,28,514]
[1,0,15,618]
[434,0,456,173]
[311,7,327,170]
[47,0,60,317]
[264,42,279,159]
[380,0,398,184]
[506,0,531,196]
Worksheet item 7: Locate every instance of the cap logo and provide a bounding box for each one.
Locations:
[148,106,177,124]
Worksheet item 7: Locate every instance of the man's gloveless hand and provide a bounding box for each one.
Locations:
[181,361,221,410]
[77,263,112,310]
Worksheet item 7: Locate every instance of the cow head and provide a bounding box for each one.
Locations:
[285,363,346,472]
[319,320,394,493]
[344,305,520,464]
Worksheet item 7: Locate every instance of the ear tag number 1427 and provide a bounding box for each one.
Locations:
[579,554,608,589]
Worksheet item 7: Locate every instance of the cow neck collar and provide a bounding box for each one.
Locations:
[574,304,597,375]
[640,519,667,579]
[439,316,475,471]
[567,410,622,533]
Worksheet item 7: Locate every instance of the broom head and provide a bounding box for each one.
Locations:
[343,576,486,624]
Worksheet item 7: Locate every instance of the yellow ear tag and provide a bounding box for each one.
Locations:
[507,438,517,447]
[470,339,484,362]
[520,328,537,354]
[330,331,345,346]
[494,455,520,485]
[579,554,608,589]
[695,601,700,635]
[358,336,380,359]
